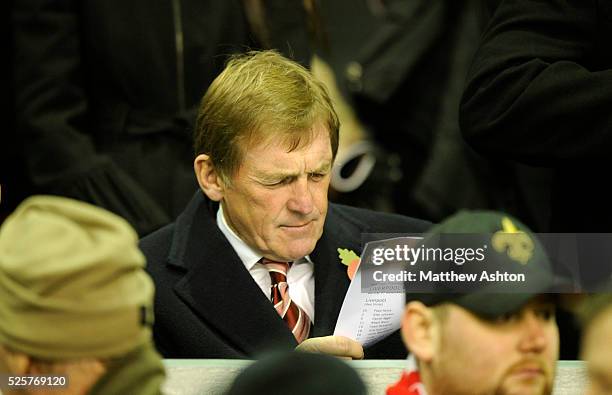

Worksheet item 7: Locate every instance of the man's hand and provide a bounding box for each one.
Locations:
[296,335,364,360]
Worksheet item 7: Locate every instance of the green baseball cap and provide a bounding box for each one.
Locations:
[408,210,566,319]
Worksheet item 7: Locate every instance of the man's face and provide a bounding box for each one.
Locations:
[582,305,612,395]
[219,125,332,261]
[430,298,559,395]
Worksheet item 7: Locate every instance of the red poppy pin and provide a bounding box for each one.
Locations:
[337,248,360,280]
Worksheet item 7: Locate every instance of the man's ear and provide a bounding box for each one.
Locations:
[401,301,437,363]
[194,154,225,202]
[0,345,31,374]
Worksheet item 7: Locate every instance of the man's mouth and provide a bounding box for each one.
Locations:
[510,363,546,380]
[282,222,311,228]
[280,220,315,230]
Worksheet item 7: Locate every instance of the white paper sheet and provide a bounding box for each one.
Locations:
[333,237,422,347]
[333,264,406,347]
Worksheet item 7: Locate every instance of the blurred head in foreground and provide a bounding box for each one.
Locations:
[579,292,612,395]
[226,351,366,395]
[398,211,560,395]
[0,196,165,395]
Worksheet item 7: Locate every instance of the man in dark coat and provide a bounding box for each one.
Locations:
[140,50,430,359]
[12,0,256,235]
[460,0,612,359]
[460,0,612,233]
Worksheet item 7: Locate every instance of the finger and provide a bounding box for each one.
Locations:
[296,336,364,359]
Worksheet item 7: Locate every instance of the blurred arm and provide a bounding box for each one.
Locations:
[460,0,612,166]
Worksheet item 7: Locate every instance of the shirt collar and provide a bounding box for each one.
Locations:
[217,204,262,270]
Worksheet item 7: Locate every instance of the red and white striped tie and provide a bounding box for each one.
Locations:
[262,258,311,344]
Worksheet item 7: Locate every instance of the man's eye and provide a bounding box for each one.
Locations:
[536,307,555,321]
[309,173,325,181]
[265,178,291,187]
[495,312,520,324]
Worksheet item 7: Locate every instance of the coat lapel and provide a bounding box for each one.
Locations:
[169,194,297,356]
[310,205,361,337]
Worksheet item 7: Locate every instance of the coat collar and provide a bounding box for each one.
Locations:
[168,192,296,355]
[166,192,363,351]
[310,205,361,337]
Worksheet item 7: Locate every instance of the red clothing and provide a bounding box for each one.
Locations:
[386,370,426,395]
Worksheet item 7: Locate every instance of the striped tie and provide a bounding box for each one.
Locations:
[262,258,311,344]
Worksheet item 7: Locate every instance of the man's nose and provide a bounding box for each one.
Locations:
[287,178,314,215]
[518,312,550,353]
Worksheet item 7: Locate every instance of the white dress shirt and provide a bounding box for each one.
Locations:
[217,205,315,323]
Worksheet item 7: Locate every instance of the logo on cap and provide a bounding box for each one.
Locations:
[491,217,534,265]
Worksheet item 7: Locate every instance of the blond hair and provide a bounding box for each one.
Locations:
[194,50,339,184]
